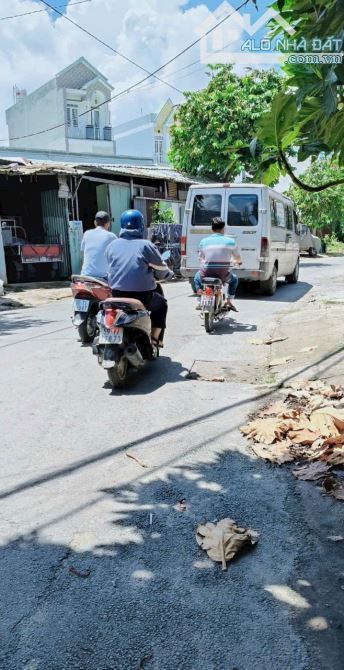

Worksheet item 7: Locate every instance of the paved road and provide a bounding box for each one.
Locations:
[1,257,343,670]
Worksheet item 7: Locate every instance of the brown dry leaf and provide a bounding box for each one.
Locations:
[259,401,289,417]
[196,518,259,570]
[250,337,287,346]
[293,461,331,481]
[309,412,340,437]
[240,418,291,444]
[323,435,344,448]
[251,441,294,464]
[312,407,344,432]
[269,356,294,367]
[323,447,344,467]
[288,429,321,446]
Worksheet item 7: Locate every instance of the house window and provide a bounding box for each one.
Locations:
[67,104,78,127]
[155,135,163,163]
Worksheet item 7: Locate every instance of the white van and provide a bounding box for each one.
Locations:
[180,184,300,295]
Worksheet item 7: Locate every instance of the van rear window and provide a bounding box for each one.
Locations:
[227,194,258,226]
[191,194,222,226]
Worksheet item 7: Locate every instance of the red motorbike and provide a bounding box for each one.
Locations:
[71,275,111,343]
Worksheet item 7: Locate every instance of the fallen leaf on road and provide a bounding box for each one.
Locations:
[249,337,288,346]
[126,453,150,468]
[175,499,186,512]
[299,346,318,353]
[259,402,300,419]
[327,535,344,542]
[196,518,258,570]
[241,418,291,444]
[293,462,331,481]
[269,356,294,367]
[288,428,321,445]
[251,441,294,464]
[309,411,341,437]
[312,407,344,431]
[69,566,91,578]
[332,486,344,501]
[322,447,344,466]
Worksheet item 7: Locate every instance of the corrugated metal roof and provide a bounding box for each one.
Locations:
[0,158,201,184]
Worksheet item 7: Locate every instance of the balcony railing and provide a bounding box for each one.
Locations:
[67,125,112,141]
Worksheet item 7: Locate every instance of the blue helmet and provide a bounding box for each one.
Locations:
[120,209,144,235]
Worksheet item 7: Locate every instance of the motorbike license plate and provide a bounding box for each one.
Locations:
[99,327,123,345]
[202,297,215,308]
[74,298,90,312]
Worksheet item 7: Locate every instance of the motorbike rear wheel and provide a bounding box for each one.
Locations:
[78,314,97,343]
[107,357,128,389]
[204,310,214,333]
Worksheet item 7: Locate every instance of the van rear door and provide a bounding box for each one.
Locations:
[224,187,262,271]
[184,188,225,272]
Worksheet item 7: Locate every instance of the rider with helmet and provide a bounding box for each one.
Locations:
[106,209,171,348]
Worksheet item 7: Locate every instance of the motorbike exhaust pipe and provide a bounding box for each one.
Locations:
[124,343,144,368]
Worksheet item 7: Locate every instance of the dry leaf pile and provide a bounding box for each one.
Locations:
[196,518,259,570]
[240,380,344,501]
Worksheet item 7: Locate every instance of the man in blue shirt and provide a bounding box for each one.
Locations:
[106,209,171,347]
[80,211,116,280]
[194,217,241,311]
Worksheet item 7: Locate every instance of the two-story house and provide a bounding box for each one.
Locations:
[113,99,177,165]
[6,58,115,157]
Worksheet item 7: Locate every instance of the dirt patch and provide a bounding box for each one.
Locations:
[1,282,70,310]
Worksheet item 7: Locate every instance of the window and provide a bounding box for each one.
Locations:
[275,201,285,227]
[192,194,222,226]
[227,194,258,227]
[270,198,277,226]
[285,206,293,230]
[155,135,163,164]
[66,104,78,127]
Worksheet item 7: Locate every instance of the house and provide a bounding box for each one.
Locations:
[113,99,177,165]
[6,58,115,157]
[0,158,197,283]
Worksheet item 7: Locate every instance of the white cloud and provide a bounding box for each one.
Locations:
[0,0,218,143]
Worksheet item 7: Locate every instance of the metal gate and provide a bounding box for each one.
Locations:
[41,190,71,277]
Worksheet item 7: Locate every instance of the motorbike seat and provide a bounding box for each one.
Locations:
[72,275,109,287]
[202,277,223,286]
[103,297,146,311]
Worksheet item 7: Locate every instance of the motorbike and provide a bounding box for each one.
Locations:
[92,251,171,389]
[71,275,111,343]
[200,277,228,333]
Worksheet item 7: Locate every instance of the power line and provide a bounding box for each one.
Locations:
[39,0,183,95]
[1,0,252,143]
[0,0,91,21]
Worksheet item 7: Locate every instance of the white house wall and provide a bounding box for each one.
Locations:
[115,126,155,160]
[6,81,66,151]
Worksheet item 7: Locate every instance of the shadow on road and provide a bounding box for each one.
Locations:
[1,448,343,669]
[103,357,188,396]
[0,314,57,338]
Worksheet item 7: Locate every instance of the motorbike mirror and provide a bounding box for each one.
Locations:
[161,250,171,261]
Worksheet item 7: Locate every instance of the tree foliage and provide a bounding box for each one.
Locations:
[287,159,344,237]
[169,65,282,180]
[255,0,344,191]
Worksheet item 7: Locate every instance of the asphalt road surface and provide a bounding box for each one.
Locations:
[1,257,343,670]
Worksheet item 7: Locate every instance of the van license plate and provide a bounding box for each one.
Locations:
[99,327,123,344]
[74,299,90,312]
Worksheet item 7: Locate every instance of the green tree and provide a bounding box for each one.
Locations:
[169,65,282,180]
[151,202,176,224]
[254,0,344,191]
[287,159,344,237]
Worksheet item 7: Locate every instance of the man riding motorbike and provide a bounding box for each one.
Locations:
[80,211,116,280]
[194,217,242,311]
[105,209,171,348]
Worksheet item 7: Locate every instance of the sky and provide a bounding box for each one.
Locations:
[0,0,276,143]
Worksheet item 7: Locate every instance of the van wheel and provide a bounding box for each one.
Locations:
[260,266,277,296]
[286,259,299,284]
[309,247,317,257]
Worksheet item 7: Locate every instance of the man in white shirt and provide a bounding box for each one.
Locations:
[80,211,116,280]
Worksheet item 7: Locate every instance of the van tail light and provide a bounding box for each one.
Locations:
[180,236,186,256]
[205,286,213,297]
[261,237,269,257]
[104,308,117,328]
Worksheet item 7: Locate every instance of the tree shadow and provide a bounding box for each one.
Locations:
[0,313,58,338]
[1,449,343,670]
